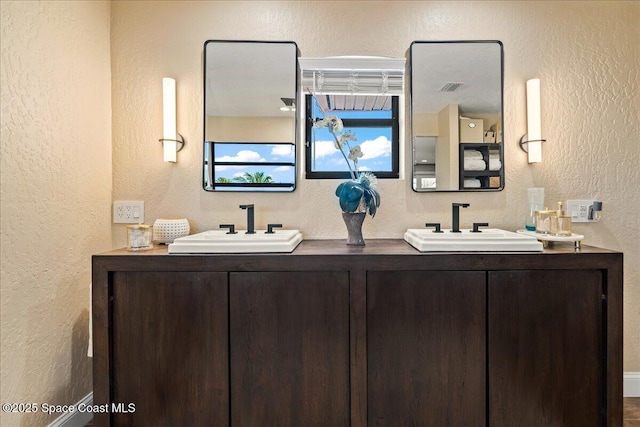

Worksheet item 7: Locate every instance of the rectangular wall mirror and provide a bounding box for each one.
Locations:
[410,41,504,192]
[203,40,298,192]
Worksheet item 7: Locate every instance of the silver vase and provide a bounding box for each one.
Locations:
[342,212,366,246]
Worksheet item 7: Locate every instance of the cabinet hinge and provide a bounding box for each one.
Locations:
[601,294,607,301]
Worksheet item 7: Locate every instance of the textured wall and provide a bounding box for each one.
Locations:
[111,1,639,369]
[0,1,112,425]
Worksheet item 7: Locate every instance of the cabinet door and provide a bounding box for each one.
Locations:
[229,272,350,427]
[367,271,486,426]
[112,272,228,426]
[488,270,603,426]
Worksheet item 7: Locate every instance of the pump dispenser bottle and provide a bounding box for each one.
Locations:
[556,202,572,236]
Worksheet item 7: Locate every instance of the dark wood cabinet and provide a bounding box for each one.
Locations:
[229,272,350,427]
[111,272,228,426]
[93,240,622,427]
[367,271,486,426]
[488,270,604,426]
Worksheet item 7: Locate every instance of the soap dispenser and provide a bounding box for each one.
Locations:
[556,202,572,237]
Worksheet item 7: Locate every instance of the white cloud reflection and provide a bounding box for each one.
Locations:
[215,150,264,170]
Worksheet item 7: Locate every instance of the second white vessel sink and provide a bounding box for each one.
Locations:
[404,228,544,252]
[168,229,303,254]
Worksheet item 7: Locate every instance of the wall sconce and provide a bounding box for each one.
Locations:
[519,78,545,163]
[160,77,185,162]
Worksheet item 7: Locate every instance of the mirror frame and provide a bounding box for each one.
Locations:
[202,40,299,192]
[409,40,504,193]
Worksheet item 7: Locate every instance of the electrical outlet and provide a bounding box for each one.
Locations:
[113,201,144,224]
[567,199,599,223]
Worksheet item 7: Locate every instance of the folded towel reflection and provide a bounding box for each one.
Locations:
[489,159,502,171]
[421,177,436,188]
[464,178,481,188]
[464,159,486,171]
[463,149,483,159]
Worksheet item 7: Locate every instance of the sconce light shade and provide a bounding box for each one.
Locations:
[526,78,542,163]
[162,78,177,162]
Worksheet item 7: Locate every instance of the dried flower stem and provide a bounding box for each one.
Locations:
[329,130,358,180]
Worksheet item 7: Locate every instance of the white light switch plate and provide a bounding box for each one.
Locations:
[113,201,144,224]
[567,199,597,223]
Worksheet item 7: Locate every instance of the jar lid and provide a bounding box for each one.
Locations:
[535,209,552,214]
[127,224,151,229]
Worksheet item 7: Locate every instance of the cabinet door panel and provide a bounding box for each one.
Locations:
[367,271,486,426]
[488,270,602,427]
[230,272,350,427]
[112,272,228,426]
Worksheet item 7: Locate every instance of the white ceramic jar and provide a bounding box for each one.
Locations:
[153,218,190,244]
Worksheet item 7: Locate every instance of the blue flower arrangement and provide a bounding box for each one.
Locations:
[313,115,381,217]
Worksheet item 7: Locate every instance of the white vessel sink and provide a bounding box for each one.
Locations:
[404,228,543,252]
[168,229,303,254]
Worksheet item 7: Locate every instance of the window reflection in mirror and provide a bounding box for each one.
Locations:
[410,41,504,192]
[203,40,298,192]
[205,142,295,192]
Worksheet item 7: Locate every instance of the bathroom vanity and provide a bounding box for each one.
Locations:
[92,240,622,426]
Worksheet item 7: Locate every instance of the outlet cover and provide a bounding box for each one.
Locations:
[567,199,597,223]
[113,201,144,224]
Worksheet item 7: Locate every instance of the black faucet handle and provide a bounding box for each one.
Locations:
[239,204,254,210]
[219,224,237,234]
[266,224,283,234]
[471,222,489,233]
[453,203,470,208]
[425,223,443,233]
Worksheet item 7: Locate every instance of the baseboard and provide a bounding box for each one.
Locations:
[43,374,639,425]
[47,392,93,427]
[626,372,640,397]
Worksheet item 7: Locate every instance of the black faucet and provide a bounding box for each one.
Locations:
[451,203,470,233]
[239,204,255,234]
